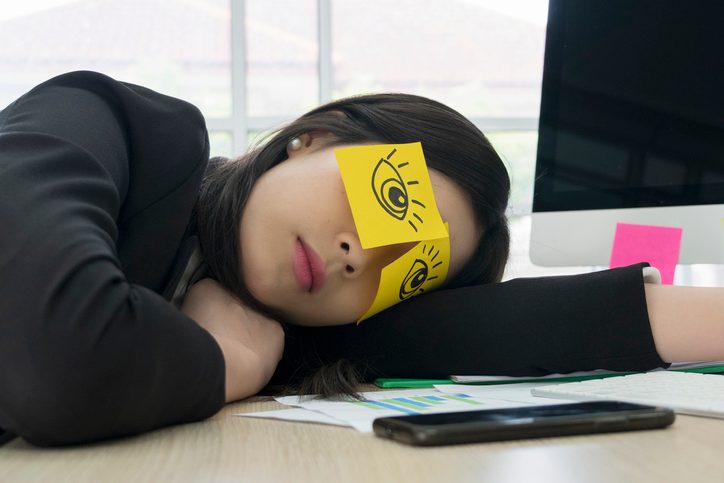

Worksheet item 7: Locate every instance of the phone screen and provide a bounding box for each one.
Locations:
[373,401,675,446]
[391,401,649,425]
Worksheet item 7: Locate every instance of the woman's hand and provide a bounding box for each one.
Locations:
[181,278,285,403]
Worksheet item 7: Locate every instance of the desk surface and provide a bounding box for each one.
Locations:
[2,385,721,483]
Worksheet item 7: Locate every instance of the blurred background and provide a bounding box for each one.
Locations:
[0,0,586,280]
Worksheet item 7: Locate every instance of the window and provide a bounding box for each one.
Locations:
[331,0,546,119]
[0,0,571,278]
[0,0,233,155]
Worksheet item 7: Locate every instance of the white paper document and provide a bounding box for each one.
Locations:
[235,385,569,432]
[434,382,579,405]
[237,408,350,427]
[451,361,724,383]
[451,370,621,383]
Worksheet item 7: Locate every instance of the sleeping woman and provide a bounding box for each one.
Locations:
[1,71,722,446]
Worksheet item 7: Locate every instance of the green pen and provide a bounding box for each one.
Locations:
[374,378,454,388]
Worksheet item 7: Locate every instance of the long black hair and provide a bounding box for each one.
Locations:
[195,93,510,397]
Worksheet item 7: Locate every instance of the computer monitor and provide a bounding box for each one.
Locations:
[530,0,724,267]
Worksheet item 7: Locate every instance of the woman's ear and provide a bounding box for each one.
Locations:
[286,133,312,159]
[287,129,335,159]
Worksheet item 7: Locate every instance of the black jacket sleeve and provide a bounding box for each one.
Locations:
[0,71,225,446]
[273,263,669,383]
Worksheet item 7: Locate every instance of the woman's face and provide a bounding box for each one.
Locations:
[238,134,481,326]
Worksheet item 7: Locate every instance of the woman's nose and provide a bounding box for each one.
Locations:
[335,233,371,279]
[335,233,413,279]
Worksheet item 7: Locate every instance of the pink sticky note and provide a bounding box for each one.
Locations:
[609,223,682,284]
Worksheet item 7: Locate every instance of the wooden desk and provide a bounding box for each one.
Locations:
[2,386,721,483]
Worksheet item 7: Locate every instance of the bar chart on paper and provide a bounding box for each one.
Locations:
[270,388,538,432]
[352,393,484,415]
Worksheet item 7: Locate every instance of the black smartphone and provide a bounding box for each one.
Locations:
[372,401,675,446]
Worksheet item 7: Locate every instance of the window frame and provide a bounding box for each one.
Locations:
[205,0,539,154]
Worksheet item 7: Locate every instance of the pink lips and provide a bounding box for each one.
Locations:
[293,238,327,293]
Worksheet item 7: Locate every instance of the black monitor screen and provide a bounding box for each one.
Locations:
[534,0,724,212]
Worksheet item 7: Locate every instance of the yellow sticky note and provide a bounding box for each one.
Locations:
[335,142,448,249]
[357,229,450,323]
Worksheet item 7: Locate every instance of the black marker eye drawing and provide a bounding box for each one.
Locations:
[399,259,428,300]
[371,148,425,232]
[398,243,443,300]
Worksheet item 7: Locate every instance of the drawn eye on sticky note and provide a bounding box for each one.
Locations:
[335,142,448,249]
[357,226,450,323]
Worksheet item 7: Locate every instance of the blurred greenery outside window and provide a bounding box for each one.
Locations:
[0,0,554,277]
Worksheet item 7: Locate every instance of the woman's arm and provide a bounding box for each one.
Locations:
[181,279,285,403]
[272,263,671,384]
[645,284,724,362]
[0,72,225,446]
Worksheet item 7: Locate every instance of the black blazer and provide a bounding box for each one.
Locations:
[0,71,667,446]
